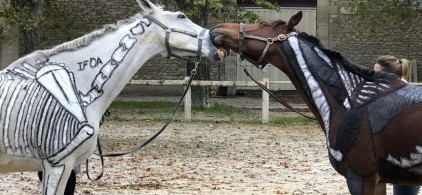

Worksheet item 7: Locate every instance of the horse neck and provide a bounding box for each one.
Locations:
[280,36,366,133]
[36,18,163,123]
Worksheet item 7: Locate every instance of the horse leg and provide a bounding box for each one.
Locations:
[47,125,94,165]
[345,165,385,195]
[64,170,77,195]
[40,125,95,194]
[41,160,73,195]
[345,166,364,195]
[38,170,77,195]
[373,183,386,195]
[360,175,385,195]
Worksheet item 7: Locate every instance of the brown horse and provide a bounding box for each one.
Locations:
[210,11,422,195]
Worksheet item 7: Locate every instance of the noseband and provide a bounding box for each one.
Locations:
[145,15,207,62]
[238,23,297,68]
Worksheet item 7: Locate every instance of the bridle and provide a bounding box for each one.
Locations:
[145,15,207,62]
[238,23,297,68]
[237,23,315,120]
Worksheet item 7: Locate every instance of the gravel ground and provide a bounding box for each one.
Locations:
[0,120,401,194]
[0,96,403,194]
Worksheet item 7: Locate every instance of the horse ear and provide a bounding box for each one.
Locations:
[286,11,302,30]
[136,0,156,14]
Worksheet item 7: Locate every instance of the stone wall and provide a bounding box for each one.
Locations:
[319,0,422,80]
[4,1,421,83]
[0,23,19,69]
[0,0,19,68]
[37,0,223,81]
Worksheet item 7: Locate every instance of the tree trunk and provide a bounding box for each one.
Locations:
[22,28,40,54]
[187,60,211,108]
[12,0,43,54]
[182,0,212,108]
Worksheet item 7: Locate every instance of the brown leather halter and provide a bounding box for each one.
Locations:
[237,24,315,120]
[238,23,297,68]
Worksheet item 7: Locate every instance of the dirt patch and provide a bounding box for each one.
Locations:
[0,121,397,194]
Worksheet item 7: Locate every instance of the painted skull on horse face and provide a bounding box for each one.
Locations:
[0,0,222,194]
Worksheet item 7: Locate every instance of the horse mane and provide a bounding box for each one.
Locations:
[296,32,394,81]
[44,5,164,56]
[44,14,143,55]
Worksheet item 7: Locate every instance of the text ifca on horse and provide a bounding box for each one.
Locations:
[0,0,223,194]
[210,11,422,195]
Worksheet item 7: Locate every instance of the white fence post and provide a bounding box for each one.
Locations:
[262,78,269,123]
[409,60,418,82]
[184,77,192,122]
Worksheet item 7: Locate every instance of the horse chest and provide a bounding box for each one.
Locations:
[326,106,379,175]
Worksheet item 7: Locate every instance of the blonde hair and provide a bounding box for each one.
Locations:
[375,55,409,80]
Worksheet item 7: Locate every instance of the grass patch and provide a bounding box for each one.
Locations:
[270,116,316,125]
[107,100,315,125]
[193,103,245,115]
[110,100,175,110]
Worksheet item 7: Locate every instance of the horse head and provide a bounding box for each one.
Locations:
[210,11,302,68]
[137,0,224,61]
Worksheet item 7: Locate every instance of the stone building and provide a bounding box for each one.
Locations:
[1,0,421,94]
[319,0,422,82]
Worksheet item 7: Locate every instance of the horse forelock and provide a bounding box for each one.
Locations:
[45,13,146,56]
[271,20,286,28]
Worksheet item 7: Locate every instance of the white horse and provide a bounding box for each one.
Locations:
[0,0,223,194]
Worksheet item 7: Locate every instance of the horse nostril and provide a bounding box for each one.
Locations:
[209,29,227,43]
[209,30,219,39]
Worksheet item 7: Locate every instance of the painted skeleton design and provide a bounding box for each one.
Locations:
[0,0,221,194]
[283,33,422,193]
[0,60,90,164]
[0,17,149,167]
[209,11,422,194]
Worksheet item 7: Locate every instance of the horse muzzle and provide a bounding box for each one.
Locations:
[209,28,231,59]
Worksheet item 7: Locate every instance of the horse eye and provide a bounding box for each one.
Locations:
[178,14,186,19]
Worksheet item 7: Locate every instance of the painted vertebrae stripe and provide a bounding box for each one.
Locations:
[288,37,343,161]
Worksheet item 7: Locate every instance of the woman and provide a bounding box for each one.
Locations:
[374,55,409,81]
[374,55,419,195]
